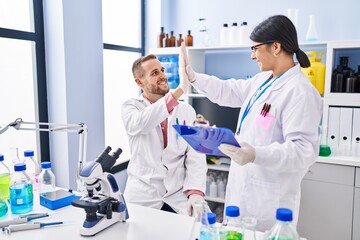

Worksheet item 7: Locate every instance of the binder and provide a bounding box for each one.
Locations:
[352,108,360,158]
[327,107,340,155]
[339,107,353,156]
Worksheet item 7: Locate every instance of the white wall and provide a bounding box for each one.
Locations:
[43,0,105,190]
[148,0,360,49]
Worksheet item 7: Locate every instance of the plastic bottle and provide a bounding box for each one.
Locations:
[209,180,218,198]
[169,31,176,47]
[185,30,193,47]
[39,161,56,195]
[200,212,218,240]
[229,22,240,46]
[158,26,165,48]
[217,179,225,199]
[266,208,300,240]
[220,206,243,240]
[305,15,319,42]
[177,33,184,47]
[9,163,33,214]
[220,23,230,47]
[23,150,41,192]
[239,22,250,46]
[0,154,10,217]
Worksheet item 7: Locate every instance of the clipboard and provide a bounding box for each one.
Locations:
[172,124,240,157]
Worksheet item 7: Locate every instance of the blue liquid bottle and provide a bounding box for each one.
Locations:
[10,163,33,214]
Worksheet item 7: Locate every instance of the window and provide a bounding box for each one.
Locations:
[102,0,144,162]
[0,0,48,169]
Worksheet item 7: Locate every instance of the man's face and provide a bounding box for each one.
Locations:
[137,58,169,96]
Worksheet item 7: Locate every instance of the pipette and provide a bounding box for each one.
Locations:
[3,221,63,233]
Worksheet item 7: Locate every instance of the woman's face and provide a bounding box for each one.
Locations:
[250,41,275,72]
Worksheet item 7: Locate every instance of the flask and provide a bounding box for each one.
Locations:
[305,15,319,42]
[220,23,230,47]
[39,161,56,195]
[177,33,184,47]
[185,30,193,47]
[158,26,165,48]
[9,163,33,214]
[23,150,41,191]
[0,154,10,200]
[169,31,176,47]
[200,212,218,240]
[0,154,10,217]
[229,22,240,46]
[266,208,300,240]
[220,206,243,240]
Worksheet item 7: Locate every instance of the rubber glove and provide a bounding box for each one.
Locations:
[179,42,196,84]
[218,142,256,166]
[187,194,205,216]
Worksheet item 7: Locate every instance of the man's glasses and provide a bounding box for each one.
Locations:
[250,41,274,52]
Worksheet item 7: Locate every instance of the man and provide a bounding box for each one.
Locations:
[121,54,207,215]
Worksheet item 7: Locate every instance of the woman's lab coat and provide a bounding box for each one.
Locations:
[121,94,207,214]
[192,64,322,231]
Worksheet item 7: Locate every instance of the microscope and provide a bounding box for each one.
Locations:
[72,146,129,236]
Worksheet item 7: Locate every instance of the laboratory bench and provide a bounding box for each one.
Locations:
[0,196,196,240]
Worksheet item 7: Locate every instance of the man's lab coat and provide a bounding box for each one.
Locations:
[121,94,207,214]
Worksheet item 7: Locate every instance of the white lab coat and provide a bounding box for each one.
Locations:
[192,64,322,231]
[121,94,207,214]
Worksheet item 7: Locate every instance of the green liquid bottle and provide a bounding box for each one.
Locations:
[0,154,10,200]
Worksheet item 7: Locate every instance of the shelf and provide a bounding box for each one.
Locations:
[207,164,230,172]
[205,196,225,203]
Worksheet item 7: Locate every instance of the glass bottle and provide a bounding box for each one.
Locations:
[9,163,33,214]
[0,154,10,217]
[39,161,56,195]
[200,212,218,240]
[158,26,165,48]
[266,208,300,240]
[169,31,176,47]
[177,33,184,47]
[23,150,41,192]
[163,33,170,47]
[0,154,10,200]
[220,205,243,240]
[185,30,193,47]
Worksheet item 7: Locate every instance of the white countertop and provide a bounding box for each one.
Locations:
[0,196,196,240]
[317,156,360,167]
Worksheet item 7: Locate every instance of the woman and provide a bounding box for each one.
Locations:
[179,15,322,231]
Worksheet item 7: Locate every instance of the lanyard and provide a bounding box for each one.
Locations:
[237,72,285,134]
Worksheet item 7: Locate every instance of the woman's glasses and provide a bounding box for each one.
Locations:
[250,41,274,52]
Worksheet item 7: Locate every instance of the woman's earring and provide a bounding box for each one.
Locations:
[273,52,278,57]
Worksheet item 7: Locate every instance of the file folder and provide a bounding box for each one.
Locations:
[352,108,360,158]
[339,107,353,156]
[172,124,240,157]
[327,107,340,155]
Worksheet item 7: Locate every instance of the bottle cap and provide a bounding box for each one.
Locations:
[207,212,216,224]
[14,163,26,171]
[24,150,34,157]
[41,161,52,169]
[225,205,240,217]
[0,154,3,161]
[276,208,293,222]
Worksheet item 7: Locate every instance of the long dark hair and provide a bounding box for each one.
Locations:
[250,15,310,68]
